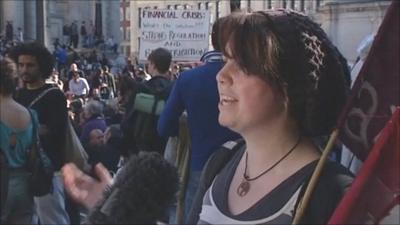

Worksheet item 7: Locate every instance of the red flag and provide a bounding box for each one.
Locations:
[338,0,399,161]
[329,107,400,225]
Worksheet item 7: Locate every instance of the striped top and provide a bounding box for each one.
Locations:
[197,147,353,224]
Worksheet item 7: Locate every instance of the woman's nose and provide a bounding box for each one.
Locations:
[216,65,230,85]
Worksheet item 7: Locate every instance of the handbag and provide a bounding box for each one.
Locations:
[64,118,90,171]
[27,109,54,197]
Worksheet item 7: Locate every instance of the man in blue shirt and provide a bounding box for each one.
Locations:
[157,17,240,222]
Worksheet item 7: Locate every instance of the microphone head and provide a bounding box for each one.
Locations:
[84,152,179,224]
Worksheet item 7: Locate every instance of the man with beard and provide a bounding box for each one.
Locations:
[10,42,71,224]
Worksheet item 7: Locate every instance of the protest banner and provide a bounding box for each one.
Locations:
[329,108,399,225]
[139,9,211,62]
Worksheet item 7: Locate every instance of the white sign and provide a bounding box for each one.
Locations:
[139,9,211,62]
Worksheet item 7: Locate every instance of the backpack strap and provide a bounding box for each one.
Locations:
[26,109,40,164]
[27,109,39,146]
[201,138,245,185]
[29,87,59,108]
[186,138,245,224]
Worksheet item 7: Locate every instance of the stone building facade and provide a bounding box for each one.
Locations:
[1,0,391,63]
[314,0,390,62]
[0,0,121,51]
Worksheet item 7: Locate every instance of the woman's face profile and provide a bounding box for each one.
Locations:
[216,45,285,134]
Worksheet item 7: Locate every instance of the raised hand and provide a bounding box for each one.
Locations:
[62,162,113,209]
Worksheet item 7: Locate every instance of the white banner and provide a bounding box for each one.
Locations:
[139,9,211,62]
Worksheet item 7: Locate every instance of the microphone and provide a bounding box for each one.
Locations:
[83,152,179,224]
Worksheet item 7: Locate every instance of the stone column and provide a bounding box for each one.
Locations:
[24,0,37,41]
[3,0,24,36]
[107,0,122,44]
[0,2,3,32]
[101,0,108,39]
[130,0,139,56]
[36,0,45,44]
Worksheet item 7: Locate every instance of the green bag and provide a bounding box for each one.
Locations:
[133,93,165,115]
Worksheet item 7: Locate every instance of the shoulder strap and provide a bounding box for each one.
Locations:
[27,109,39,147]
[25,109,39,170]
[186,138,245,224]
[29,87,59,108]
[203,139,245,183]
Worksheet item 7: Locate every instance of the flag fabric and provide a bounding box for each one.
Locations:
[329,108,400,225]
[338,0,399,161]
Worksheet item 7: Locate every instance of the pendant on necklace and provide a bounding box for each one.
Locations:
[237,179,250,197]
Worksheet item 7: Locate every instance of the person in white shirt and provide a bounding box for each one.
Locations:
[68,71,90,98]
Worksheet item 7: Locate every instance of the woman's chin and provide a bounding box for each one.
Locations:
[218,116,235,130]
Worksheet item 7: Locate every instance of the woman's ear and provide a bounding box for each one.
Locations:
[282,91,289,110]
[274,84,289,112]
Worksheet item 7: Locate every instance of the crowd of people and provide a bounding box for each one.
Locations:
[0,38,191,224]
[1,9,358,225]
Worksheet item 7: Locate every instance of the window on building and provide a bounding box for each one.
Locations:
[294,0,298,10]
[291,0,295,9]
[282,0,287,9]
[230,0,241,12]
[175,5,184,10]
[138,7,141,28]
[126,6,130,21]
[271,0,276,9]
[267,0,272,9]
[216,1,220,19]
[120,7,124,21]
[126,46,131,57]
[300,0,305,11]
[316,0,322,8]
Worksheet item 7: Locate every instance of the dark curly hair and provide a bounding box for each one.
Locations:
[219,9,350,137]
[0,57,17,95]
[8,42,55,79]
